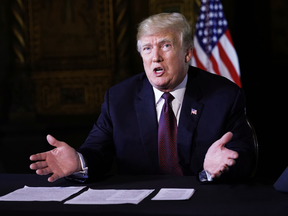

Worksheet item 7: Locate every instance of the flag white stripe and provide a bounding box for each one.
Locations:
[219,33,240,76]
[192,37,208,69]
[211,45,233,82]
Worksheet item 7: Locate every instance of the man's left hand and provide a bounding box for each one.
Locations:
[204,132,239,179]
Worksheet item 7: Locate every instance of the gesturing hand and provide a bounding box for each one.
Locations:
[204,132,239,179]
[30,135,81,182]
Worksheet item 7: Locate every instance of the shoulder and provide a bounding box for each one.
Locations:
[104,72,152,104]
[108,72,148,93]
[188,66,241,95]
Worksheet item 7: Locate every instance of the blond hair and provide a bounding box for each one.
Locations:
[137,13,193,52]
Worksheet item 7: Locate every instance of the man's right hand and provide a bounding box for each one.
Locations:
[30,135,81,182]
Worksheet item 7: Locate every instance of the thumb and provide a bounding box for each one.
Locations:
[215,132,233,148]
[46,134,62,148]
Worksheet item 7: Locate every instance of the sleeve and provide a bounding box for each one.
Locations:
[77,89,117,181]
[219,88,257,181]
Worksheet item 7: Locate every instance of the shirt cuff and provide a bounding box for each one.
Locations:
[199,170,213,182]
[65,152,88,183]
[78,152,88,174]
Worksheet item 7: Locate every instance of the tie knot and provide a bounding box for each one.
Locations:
[162,92,174,104]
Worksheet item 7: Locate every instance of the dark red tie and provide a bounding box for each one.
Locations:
[158,92,183,175]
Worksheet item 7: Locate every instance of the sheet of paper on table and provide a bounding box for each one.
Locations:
[0,186,86,202]
[64,189,154,205]
[151,188,195,200]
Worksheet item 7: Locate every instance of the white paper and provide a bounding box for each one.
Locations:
[64,188,154,205]
[0,186,86,202]
[151,188,195,200]
[106,189,153,202]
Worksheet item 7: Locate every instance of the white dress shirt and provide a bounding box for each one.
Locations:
[153,74,187,125]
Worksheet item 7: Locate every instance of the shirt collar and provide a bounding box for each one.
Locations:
[153,74,188,105]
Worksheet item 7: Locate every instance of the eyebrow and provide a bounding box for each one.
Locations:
[141,37,174,48]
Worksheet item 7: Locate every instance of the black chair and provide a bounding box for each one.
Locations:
[246,118,259,178]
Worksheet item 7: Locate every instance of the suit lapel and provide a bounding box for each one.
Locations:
[177,68,204,170]
[134,77,159,173]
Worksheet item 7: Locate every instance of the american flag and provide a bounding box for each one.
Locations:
[191,0,241,87]
[191,108,197,115]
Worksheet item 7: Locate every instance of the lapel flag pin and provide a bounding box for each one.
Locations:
[191,108,197,115]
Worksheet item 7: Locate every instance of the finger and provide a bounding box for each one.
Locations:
[216,132,233,148]
[218,165,226,173]
[212,171,222,178]
[30,152,47,161]
[231,151,239,159]
[226,158,237,167]
[46,134,58,147]
[48,174,60,183]
[211,165,229,178]
[30,161,48,170]
[216,167,227,178]
[225,149,239,159]
[36,166,52,175]
[30,135,61,161]
[46,134,62,148]
[223,165,229,173]
[210,173,216,179]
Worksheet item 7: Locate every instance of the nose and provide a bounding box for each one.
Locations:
[152,48,163,62]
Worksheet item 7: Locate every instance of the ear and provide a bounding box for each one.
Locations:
[185,47,193,63]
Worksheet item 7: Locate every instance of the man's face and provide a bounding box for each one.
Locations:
[140,32,192,92]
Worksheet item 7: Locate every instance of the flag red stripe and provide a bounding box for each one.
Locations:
[193,49,206,71]
[209,54,221,76]
[217,42,242,87]
[225,29,233,46]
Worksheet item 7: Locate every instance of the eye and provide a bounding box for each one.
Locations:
[162,43,172,51]
[142,46,152,54]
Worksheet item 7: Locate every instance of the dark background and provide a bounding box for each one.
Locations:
[0,0,287,184]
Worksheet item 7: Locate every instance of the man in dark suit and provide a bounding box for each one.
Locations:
[30,13,256,182]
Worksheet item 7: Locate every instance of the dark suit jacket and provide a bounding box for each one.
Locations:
[78,66,256,181]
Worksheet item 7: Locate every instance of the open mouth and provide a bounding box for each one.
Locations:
[153,67,164,75]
